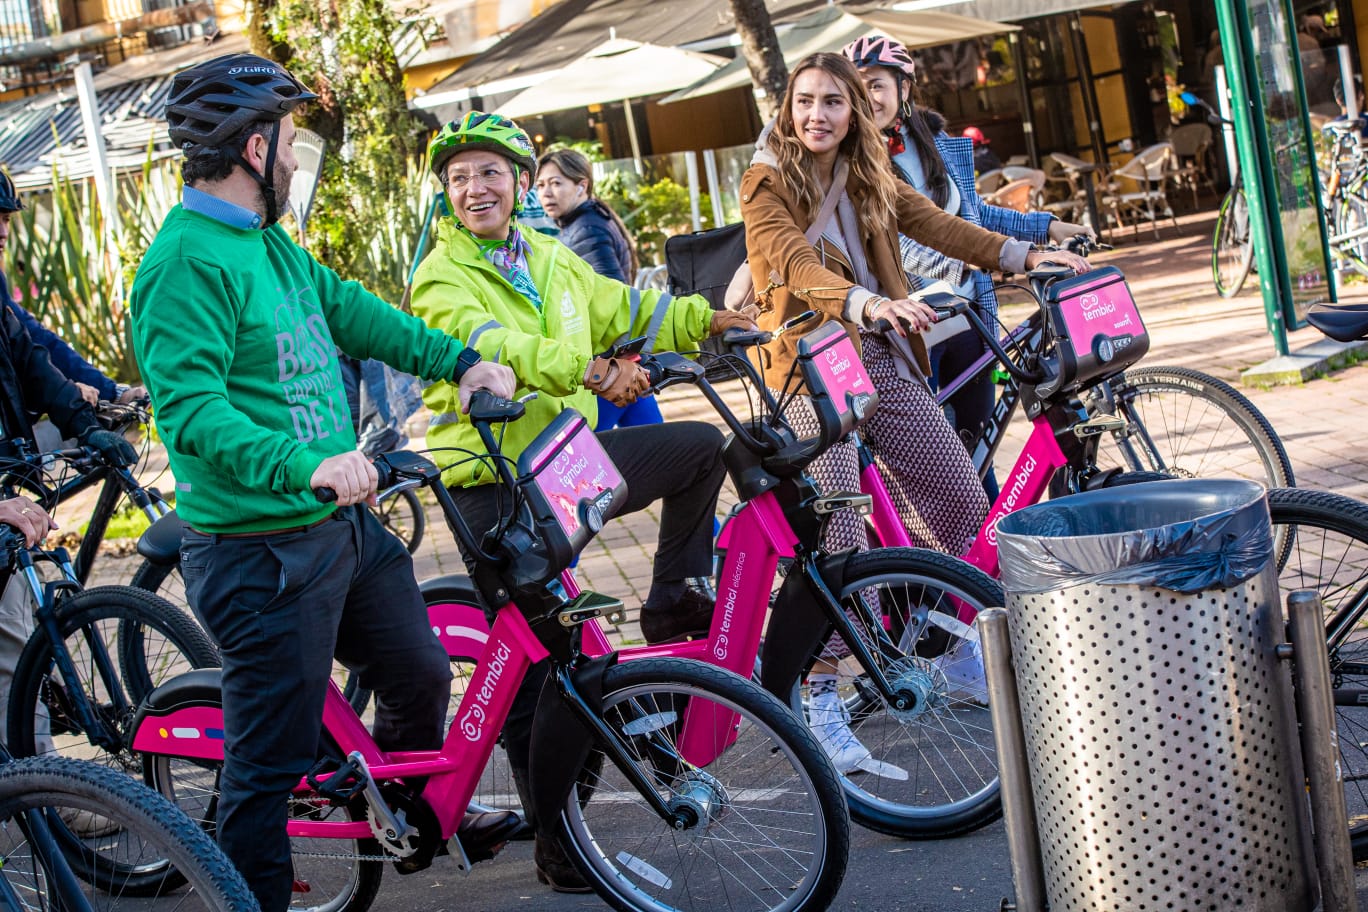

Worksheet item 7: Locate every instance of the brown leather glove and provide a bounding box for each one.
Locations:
[583,357,650,407]
[709,310,758,336]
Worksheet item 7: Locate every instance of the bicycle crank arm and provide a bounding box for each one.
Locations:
[347,750,413,853]
[812,492,873,516]
[1072,414,1128,439]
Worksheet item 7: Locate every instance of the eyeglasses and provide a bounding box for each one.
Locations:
[446,167,512,191]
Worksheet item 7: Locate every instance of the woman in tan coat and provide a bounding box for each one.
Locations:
[740,52,1088,771]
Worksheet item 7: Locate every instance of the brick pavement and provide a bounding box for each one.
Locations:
[78,209,1368,640]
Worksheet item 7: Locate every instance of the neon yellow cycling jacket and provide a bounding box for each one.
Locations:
[411,218,713,488]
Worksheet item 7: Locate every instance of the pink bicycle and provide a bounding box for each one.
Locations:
[127,393,851,912]
[404,322,1006,842]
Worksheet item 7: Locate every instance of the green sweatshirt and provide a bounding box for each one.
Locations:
[130,205,465,533]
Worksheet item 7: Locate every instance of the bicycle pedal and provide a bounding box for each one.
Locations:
[306,755,368,805]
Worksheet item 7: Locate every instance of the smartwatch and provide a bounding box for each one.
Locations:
[453,345,482,381]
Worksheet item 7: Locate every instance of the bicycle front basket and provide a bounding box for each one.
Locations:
[517,409,627,571]
[1044,265,1150,392]
[795,321,878,448]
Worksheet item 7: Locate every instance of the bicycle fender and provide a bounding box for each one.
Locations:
[759,550,849,700]
[528,654,616,838]
[419,574,494,660]
[129,668,226,762]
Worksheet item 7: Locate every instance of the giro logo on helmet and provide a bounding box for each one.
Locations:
[228,66,281,76]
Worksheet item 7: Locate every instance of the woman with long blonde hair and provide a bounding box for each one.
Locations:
[740,52,1088,769]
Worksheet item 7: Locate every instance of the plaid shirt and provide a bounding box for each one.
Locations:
[897,133,1053,324]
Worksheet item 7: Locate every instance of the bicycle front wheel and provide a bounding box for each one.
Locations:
[1213,186,1254,297]
[560,657,849,912]
[1096,366,1293,490]
[0,756,255,911]
[8,586,219,767]
[786,548,1003,839]
[1265,488,1368,860]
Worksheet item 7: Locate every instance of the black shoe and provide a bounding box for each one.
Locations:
[640,587,715,645]
[534,833,593,893]
[458,810,523,863]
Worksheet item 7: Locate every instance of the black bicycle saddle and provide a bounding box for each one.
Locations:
[1307,304,1368,343]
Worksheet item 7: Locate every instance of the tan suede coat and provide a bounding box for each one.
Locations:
[739,162,1011,390]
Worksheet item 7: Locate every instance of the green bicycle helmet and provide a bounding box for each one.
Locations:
[428,111,536,184]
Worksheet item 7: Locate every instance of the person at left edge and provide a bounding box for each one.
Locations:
[127,53,518,912]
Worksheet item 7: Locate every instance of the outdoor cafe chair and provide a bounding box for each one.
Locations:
[1169,123,1216,209]
[1102,141,1180,239]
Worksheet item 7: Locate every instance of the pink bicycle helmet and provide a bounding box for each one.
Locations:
[842,34,916,78]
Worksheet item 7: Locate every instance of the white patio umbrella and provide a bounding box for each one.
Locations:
[661,6,1018,105]
[499,38,727,165]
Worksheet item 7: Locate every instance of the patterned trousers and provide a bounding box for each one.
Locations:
[779,332,989,658]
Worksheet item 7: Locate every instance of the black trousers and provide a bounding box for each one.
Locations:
[448,420,726,816]
[180,506,452,912]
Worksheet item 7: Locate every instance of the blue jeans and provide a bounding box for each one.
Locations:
[180,506,451,912]
[594,394,663,431]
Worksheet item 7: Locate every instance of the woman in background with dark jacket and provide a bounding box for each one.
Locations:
[536,148,659,429]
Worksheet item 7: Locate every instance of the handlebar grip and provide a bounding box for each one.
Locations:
[314,487,338,504]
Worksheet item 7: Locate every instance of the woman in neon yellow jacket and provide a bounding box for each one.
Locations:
[410,111,753,894]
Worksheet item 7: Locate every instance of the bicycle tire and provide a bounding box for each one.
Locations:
[6,585,219,896]
[779,548,1004,839]
[1263,487,1368,861]
[146,733,385,912]
[1097,366,1294,491]
[1213,185,1254,297]
[0,756,256,911]
[559,656,849,912]
[369,488,425,555]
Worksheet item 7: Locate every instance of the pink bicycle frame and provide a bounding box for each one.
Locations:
[136,601,551,841]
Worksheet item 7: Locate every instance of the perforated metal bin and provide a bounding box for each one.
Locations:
[994,478,1314,912]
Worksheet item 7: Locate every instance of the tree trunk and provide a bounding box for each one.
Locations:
[727,0,788,121]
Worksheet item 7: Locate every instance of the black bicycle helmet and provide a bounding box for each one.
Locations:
[166,53,317,150]
[165,53,317,228]
[0,170,21,213]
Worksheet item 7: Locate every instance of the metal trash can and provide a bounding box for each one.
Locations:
[994,478,1314,912]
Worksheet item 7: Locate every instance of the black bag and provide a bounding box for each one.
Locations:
[664,222,747,311]
[665,223,748,378]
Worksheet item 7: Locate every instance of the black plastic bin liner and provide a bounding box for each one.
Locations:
[996,478,1272,595]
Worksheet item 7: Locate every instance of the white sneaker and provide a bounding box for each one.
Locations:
[806,691,906,780]
[941,640,989,707]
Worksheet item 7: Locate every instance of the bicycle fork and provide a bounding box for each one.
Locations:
[20,551,130,754]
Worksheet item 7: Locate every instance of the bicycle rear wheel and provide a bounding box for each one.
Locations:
[1213,185,1254,297]
[369,488,425,555]
[145,735,385,912]
[0,755,254,911]
[785,548,1003,839]
[560,657,848,912]
[1333,190,1368,277]
[1264,488,1368,861]
[1094,366,1293,490]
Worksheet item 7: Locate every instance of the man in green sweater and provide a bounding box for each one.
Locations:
[129,55,518,912]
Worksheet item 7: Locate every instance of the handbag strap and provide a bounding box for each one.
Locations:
[805,157,849,244]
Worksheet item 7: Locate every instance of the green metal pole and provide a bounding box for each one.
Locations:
[1213,0,1290,355]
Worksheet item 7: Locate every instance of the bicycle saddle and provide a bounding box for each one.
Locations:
[1307,304,1368,343]
[137,510,187,566]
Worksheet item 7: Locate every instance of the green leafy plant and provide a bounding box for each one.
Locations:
[5,147,180,382]
[260,0,431,305]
